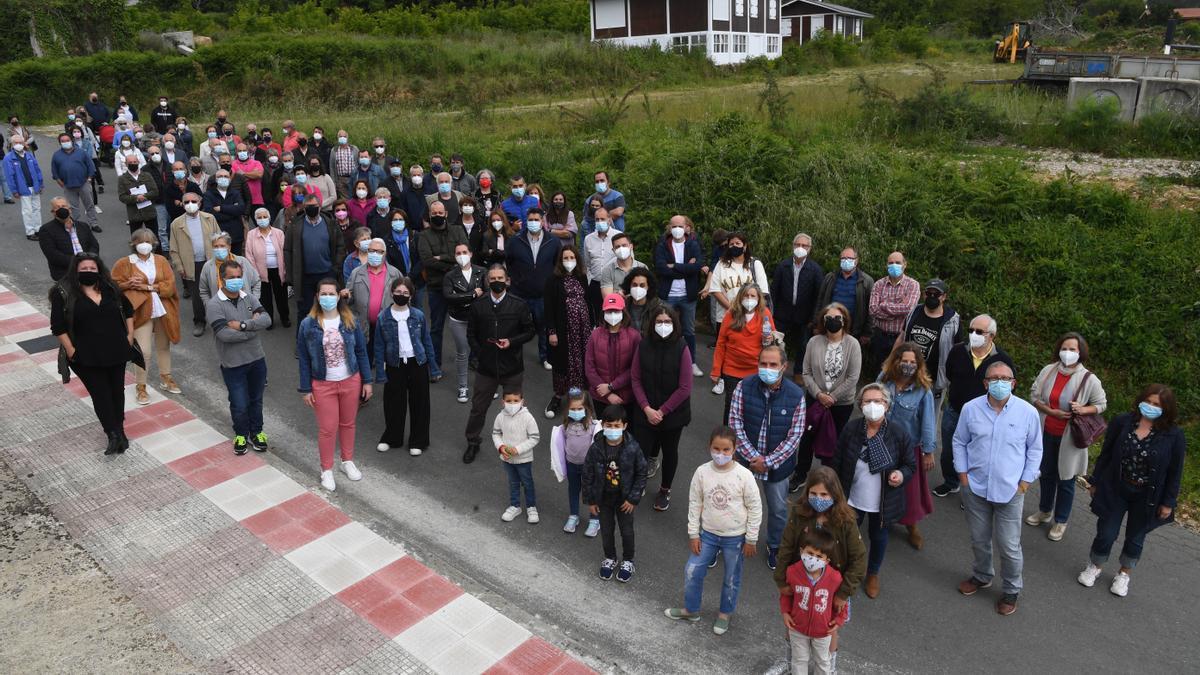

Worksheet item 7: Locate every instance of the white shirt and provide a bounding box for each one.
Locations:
[322,317,350,381]
[669,240,687,298]
[528,232,542,260]
[847,455,881,513]
[264,235,278,269]
[390,306,414,358]
[460,267,473,285]
[133,255,166,318]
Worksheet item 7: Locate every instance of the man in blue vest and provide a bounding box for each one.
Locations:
[728,344,807,571]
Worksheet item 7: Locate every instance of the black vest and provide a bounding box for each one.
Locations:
[636,337,691,430]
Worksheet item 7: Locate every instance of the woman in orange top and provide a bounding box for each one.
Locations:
[711,282,775,423]
[110,227,182,405]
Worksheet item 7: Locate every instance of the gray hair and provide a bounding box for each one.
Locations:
[972,314,997,335]
[254,207,270,218]
[374,187,391,198]
[129,227,158,249]
[858,382,892,407]
[794,232,814,246]
[211,231,232,246]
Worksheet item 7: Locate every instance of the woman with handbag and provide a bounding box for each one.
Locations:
[111,228,183,405]
[50,253,136,455]
[1027,332,1108,541]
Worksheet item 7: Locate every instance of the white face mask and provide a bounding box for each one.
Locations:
[862,401,886,422]
[165,141,175,150]
[614,246,631,261]
[1059,349,1080,366]
[411,175,424,187]
[135,242,154,256]
[629,286,647,301]
[504,402,522,415]
[741,298,758,312]
[801,553,827,573]
[604,311,623,326]
[794,246,809,259]
[968,332,987,349]
[456,254,472,268]
[655,322,673,338]
[670,226,685,240]
[562,259,577,273]
[491,220,503,231]
[356,189,368,199]
[312,132,323,140]
[184,203,200,214]
[462,206,475,215]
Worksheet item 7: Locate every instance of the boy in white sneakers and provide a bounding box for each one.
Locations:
[493,388,541,523]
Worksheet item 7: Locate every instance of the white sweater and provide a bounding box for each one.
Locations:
[687,461,763,543]
[492,406,540,465]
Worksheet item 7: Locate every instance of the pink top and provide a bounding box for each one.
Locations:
[348,198,376,228]
[232,158,264,205]
[367,266,387,323]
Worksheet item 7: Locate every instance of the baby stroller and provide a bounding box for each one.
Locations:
[97,123,115,167]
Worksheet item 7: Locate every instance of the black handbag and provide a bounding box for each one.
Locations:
[129,340,146,369]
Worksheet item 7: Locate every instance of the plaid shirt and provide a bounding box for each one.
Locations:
[333,145,356,177]
[728,379,806,480]
[66,224,83,254]
[869,275,920,334]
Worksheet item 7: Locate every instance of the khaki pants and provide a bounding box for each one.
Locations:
[133,317,172,386]
[789,630,832,675]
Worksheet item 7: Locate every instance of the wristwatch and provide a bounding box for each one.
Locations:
[239,321,247,331]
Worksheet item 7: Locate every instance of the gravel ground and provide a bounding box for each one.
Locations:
[0,456,197,675]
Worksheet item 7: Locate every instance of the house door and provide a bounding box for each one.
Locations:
[802,16,811,43]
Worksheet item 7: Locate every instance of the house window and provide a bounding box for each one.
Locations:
[768,36,779,53]
[735,0,745,17]
[769,0,778,19]
[713,34,729,53]
[734,34,747,53]
[751,0,759,19]
[673,34,708,54]
[836,16,844,35]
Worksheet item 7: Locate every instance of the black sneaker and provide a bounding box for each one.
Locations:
[544,396,561,419]
[251,432,268,452]
[616,560,635,583]
[708,556,719,569]
[788,473,805,494]
[91,226,102,233]
[932,482,961,498]
[462,443,479,464]
[233,435,249,455]
[653,488,670,512]
[767,547,778,570]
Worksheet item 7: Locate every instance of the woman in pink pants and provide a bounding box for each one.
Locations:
[297,278,375,491]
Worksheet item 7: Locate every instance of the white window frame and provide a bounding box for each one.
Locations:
[769,0,778,20]
[751,0,759,19]
[713,33,730,53]
[768,36,779,53]
[734,34,747,53]
[836,16,844,35]
[736,0,745,17]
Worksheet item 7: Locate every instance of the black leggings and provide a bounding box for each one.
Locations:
[632,424,683,490]
[598,493,635,561]
[71,363,126,435]
[259,267,290,325]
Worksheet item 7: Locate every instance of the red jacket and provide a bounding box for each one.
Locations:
[780,561,848,639]
[585,326,641,404]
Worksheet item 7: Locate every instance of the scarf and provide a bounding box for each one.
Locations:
[864,419,891,474]
[1040,364,1082,414]
[391,230,410,271]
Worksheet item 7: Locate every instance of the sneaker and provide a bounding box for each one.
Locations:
[456,387,469,403]
[501,506,522,522]
[341,461,362,481]
[788,473,805,494]
[712,616,730,635]
[708,557,719,569]
[617,560,635,583]
[135,384,150,405]
[192,324,205,337]
[1078,563,1103,588]
[1110,571,1130,597]
[409,447,423,457]
[92,225,102,232]
[463,443,479,464]
[767,547,778,570]
[26,233,39,241]
[691,363,704,377]
[646,456,661,479]
[957,576,992,596]
[430,373,443,383]
[996,593,1018,616]
[711,379,725,396]
[1025,511,1053,526]
[932,482,960,498]
[544,396,561,419]
[233,436,249,455]
[653,488,670,512]
[542,360,553,371]
[584,519,600,538]
[94,205,103,214]
[599,558,617,580]
[664,608,701,623]
[526,507,540,524]
[377,443,390,453]
[158,375,182,394]
[1048,522,1067,541]
[251,432,268,452]
[563,515,579,533]
[320,470,336,491]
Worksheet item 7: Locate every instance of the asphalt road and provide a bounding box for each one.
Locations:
[3,136,1199,673]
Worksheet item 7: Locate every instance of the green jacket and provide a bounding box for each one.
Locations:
[773,503,867,602]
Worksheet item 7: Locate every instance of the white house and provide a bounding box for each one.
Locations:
[589,0,785,65]
[780,0,872,45]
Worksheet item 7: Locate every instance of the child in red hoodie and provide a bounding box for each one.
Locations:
[780,529,848,675]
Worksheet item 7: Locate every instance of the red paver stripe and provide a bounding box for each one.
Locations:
[31,349,59,363]
[362,596,428,637]
[484,637,571,675]
[240,493,351,553]
[0,291,20,305]
[335,557,445,637]
[166,442,266,489]
[401,574,463,614]
[0,313,49,335]
[0,351,25,365]
[123,399,197,439]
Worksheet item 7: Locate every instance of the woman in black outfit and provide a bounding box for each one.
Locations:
[629,305,692,512]
[542,244,593,419]
[50,253,135,455]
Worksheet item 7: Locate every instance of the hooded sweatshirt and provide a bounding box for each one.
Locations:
[492,404,540,464]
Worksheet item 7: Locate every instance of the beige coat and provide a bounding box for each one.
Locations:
[1030,363,1108,478]
[168,211,218,278]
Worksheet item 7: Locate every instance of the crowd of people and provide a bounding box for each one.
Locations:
[12,97,1187,673]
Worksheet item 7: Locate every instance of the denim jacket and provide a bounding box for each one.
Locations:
[373,305,441,381]
[881,380,937,452]
[296,315,374,392]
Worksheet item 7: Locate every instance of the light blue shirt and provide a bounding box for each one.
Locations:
[952,394,1042,503]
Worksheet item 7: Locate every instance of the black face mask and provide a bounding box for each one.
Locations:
[489,280,506,294]
[304,205,320,218]
[191,166,202,174]
[263,135,272,143]
[430,216,446,228]
[309,165,320,175]
[298,139,308,147]
[55,207,70,220]
[126,164,139,174]
[824,316,843,334]
[217,117,227,125]
[77,270,100,286]
[392,294,410,306]
[726,246,745,258]
[219,164,232,172]
[924,294,941,310]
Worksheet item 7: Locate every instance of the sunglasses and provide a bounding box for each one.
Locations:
[968,328,989,336]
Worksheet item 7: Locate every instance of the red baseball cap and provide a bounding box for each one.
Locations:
[602,293,626,311]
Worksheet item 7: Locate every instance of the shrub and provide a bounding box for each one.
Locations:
[1059,96,1124,153]
[853,66,1006,143]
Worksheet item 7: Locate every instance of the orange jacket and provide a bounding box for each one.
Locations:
[712,308,775,379]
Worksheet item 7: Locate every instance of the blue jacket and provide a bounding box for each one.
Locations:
[351,164,385,195]
[373,305,440,380]
[735,375,806,483]
[653,235,703,301]
[4,150,43,195]
[880,380,937,452]
[501,195,540,230]
[296,315,374,392]
[505,232,562,300]
[51,147,95,189]
[1090,412,1186,532]
[112,128,136,149]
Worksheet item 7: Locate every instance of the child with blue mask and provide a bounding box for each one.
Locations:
[583,404,648,584]
[550,389,603,536]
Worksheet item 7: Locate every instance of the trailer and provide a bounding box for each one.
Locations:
[1021,47,1200,84]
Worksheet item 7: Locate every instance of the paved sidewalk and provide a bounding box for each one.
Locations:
[0,283,594,675]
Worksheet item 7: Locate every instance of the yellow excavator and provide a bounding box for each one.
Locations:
[994,21,1032,63]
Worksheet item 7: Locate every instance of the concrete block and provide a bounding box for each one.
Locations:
[1068,77,1139,122]
[1135,77,1200,121]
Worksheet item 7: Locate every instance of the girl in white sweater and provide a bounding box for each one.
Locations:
[493,389,541,524]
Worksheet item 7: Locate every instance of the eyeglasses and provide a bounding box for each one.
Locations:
[968,328,989,336]
[987,377,1015,384]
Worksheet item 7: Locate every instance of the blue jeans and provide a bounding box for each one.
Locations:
[503,462,536,508]
[1090,482,1152,569]
[154,204,170,250]
[939,406,960,487]
[665,297,697,363]
[220,358,267,437]
[566,461,583,517]
[525,296,548,362]
[0,161,12,200]
[855,509,889,574]
[684,530,746,614]
[427,290,447,368]
[1038,432,1076,523]
[962,485,1024,594]
[763,478,789,550]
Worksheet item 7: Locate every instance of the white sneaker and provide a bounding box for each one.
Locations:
[1048,522,1067,541]
[94,205,102,214]
[501,506,522,522]
[1110,571,1130,597]
[376,443,390,453]
[563,515,579,533]
[341,461,362,481]
[526,507,540,524]
[456,387,469,403]
[320,470,336,491]
[711,379,725,396]
[409,447,423,457]
[691,363,704,377]
[1025,511,1053,526]
[542,360,552,371]
[1078,563,1103,587]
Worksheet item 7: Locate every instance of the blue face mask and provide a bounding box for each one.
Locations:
[390,167,403,177]
[512,187,525,199]
[595,221,609,234]
[366,252,384,267]
[595,181,607,193]
[809,495,834,513]
[526,220,542,234]
[318,295,338,311]
[758,367,782,386]
[207,131,218,139]
[173,170,186,180]
[1138,401,1163,420]
[603,427,623,442]
[376,198,390,210]
[223,277,243,293]
[391,220,405,232]
[438,183,451,194]
[567,409,586,422]
[840,258,856,272]
[214,248,229,261]
[887,263,903,278]
[216,177,230,189]
[988,379,1013,400]
[338,136,348,145]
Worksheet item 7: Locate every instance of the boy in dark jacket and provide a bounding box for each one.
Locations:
[583,405,648,583]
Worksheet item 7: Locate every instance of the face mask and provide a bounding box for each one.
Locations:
[808,495,834,513]
[120,140,131,148]
[363,252,384,268]
[216,116,227,124]
[758,367,782,386]
[512,187,525,199]
[358,240,371,252]
[178,123,187,130]
[392,294,410,306]
[438,183,451,194]
[431,215,447,228]
[126,164,139,173]
[184,202,200,214]
[840,258,856,272]
[431,162,443,173]
[480,177,493,189]
[217,177,231,189]
[77,270,100,286]
[823,315,843,333]
[164,141,175,150]
[741,298,758,312]
[318,295,338,311]
[801,553,827,573]
[214,248,229,261]
[295,174,308,184]
[595,221,609,234]
[358,158,370,167]
[375,146,385,155]
[1059,350,1080,367]
[451,163,463,174]
[73,132,82,139]
[1138,401,1162,419]
[392,220,405,232]
[148,153,161,163]
[224,278,244,293]
[60,141,73,151]
[283,160,294,170]
[376,198,390,210]
[68,114,76,120]
[526,220,541,234]
[12,143,24,152]
[263,135,272,143]
[988,380,1013,400]
[629,286,647,301]
[219,164,232,173]
[614,246,631,261]
[899,363,918,378]
[595,181,607,193]
[135,132,144,140]
[655,322,673,338]
[312,132,323,141]
[489,280,507,294]
[135,242,154,256]
[603,428,623,442]
[236,151,247,161]
[491,220,503,231]
[924,294,940,310]
[604,311,623,326]
[257,218,271,228]
[455,254,472,267]
[669,226,685,240]
[292,193,306,205]
[726,245,745,258]
[710,451,733,467]
[968,332,987,349]
[562,259,577,273]
[207,131,218,139]
[504,402,522,415]
[268,156,279,165]
[333,209,349,221]
[338,137,348,145]
[567,409,586,422]
[862,402,886,422]
[356,189,368,199]
[462,206,475,215]
[887,263,904,279]
[390,167,403,177]
[411,175,424,187]
[55,207,70,220]
[304,205,320,218]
